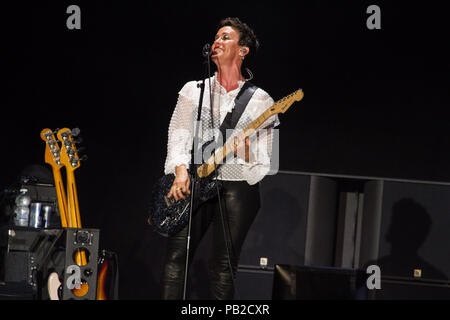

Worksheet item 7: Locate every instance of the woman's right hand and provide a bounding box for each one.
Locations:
[167,164,191,201]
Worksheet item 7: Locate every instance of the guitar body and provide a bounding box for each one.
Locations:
[148,173,221,237]
[96,250,118,300]
[47,272,62,300]
[96,257,109,300]
[47,270,89,300]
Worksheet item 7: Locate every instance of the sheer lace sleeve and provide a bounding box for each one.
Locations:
[239,92,280,185]
[163,82,198,175]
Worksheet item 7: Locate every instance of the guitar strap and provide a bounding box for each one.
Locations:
[217,81,258,141]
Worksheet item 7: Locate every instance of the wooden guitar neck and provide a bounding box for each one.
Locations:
[40,129,70,228]
[197,89,304,178]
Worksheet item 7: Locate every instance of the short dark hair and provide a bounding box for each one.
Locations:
[217,17,259,65]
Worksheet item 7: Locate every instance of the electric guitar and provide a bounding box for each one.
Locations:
[148,89,304,236]
[40,129,69,228]
[57,128,83,230]
[57,128,89,296]
[43,128,89,299]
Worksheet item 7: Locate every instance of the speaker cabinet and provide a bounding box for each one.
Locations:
[272,264,368,300]
[368,277,450,300]
[234,265,274,300]
[240,172,338,269]
[359,180,450,282]
[357,180,450,299]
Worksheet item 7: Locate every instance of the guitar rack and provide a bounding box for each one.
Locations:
[62,228,100,300]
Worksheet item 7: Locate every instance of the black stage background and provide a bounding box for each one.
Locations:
[3,1,450,299]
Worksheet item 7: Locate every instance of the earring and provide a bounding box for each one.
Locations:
[240,48,246,60]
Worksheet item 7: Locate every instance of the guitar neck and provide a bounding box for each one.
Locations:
[65,164,87,267]
[41,129,71,229]
[197,108,273,178]
[66,169,82,229]
[51,166,70,228]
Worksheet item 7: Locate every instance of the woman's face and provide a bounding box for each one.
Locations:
[211,26,246,65]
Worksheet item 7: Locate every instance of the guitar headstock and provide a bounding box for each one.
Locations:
[40,128,63,169]
[57,128,82,172]
[269,89,304,115]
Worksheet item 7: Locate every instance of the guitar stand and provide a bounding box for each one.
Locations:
[61,228,100,300]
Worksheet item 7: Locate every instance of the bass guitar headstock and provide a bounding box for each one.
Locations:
[57,128,85,172]
[40,128,63,170]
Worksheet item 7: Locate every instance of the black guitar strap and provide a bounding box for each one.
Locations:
[218,81,258,141]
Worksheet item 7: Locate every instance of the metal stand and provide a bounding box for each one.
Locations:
[182,44,211,300]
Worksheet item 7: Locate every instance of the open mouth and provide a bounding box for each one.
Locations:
[212,48,223,56]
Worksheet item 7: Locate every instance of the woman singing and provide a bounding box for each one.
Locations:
[161,17,279,300]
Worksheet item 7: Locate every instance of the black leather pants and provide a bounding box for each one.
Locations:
[161,180,260,300]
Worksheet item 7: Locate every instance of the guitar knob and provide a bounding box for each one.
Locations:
[84,268,93,277]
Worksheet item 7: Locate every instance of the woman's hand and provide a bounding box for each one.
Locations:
[167,165,191,201]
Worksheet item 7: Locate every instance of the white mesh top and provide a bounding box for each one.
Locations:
[164,73,280,185]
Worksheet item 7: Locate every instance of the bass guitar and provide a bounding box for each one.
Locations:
[42,128,89,299]
[40,129,69,228]
[148,89,304,236]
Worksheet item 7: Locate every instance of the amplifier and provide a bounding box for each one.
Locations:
[235,265,274,300]
[0,227,100,300]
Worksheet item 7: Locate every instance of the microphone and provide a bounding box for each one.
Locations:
[202,43,211,57]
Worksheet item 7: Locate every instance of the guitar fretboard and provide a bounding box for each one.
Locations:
[196,92,301,178]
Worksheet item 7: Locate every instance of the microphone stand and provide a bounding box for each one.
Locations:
[182,44,211,300]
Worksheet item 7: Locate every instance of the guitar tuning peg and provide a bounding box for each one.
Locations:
[53,128,60,134]
[79,155,88,162]
[72,127,81,137]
